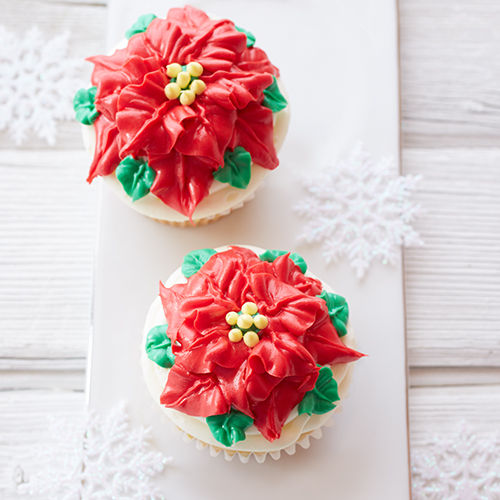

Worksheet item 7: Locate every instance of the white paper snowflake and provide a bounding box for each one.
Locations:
[13,402,172,500]
[0,26,82,145]
[411,421,500,499]
[294,143,422,278]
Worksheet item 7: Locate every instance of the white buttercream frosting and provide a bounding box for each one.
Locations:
[141,245,358,453]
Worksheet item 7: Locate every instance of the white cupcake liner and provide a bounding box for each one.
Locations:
[152,192,256,227]
[177,417,333,464]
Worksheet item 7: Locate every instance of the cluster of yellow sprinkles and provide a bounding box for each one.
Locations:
[225,302,269,348]
[164,61,207,106]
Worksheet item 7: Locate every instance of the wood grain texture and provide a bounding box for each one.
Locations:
[0,150,97,369]
[400,0,500,147]
[0,389,84,495]
[409,385,500,443]
[43,0,106,5]
[0,370,85,391]
[403,148,500,367]
[410,366,500,387]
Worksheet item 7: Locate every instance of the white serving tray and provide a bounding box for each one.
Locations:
[88,0,411,498]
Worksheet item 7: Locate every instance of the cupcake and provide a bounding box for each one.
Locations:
[74,6,290,226]
[142,245,364,462]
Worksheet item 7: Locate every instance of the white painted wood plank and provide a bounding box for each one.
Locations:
[403,148,500,367]
[0,389,85,496]
[0,150,97,365]
[400,0,500,147]
[1,385,499,494]
[409,385,500,444]
[0,370,85,391]
[0,358,86,371]
[0,0,106,150]
[45,0,106,5]
[410,367,500,388]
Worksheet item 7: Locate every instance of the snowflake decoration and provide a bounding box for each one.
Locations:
[411,421,500,499]
[13,403,172,499]
[294,143,422,278]
[0,26,82,145]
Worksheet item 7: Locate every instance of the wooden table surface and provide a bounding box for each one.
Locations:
[1,0,499,494]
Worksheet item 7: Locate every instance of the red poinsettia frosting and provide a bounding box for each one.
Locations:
[87,6,280,217]
[159,247,363,441]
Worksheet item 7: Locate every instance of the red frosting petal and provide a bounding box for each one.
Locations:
[143,19,191,64]
[160,364,229,417]
[175,329,248,373]
[87,115,120,182]
[237,46,280,77]
[229,102,278,170]
[247,335,318,440]
[166,5,213,30]
[202,71,273,110]
[148,152,215,218]
[116,70,197,158]
[197,247,260,303]
[178,21,246,69]
[248,333,318,382]
[89,35,157,118]
[247,254,323,298]
[251,376,315,441]
[304,312,364,365]
[173,102,230,166]
[160,278,234,345]
[272,254,323,296]
[248,272,325,333]
[93,56,159,119]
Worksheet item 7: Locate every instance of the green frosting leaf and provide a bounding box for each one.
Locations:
[73,86,99,125]
[298,365,340,416]
[125,13,157,39]
[262,76,288,113]
[181,248,217,278]
[145,324,175,368]
[317,290,349,337]
[206,410,254,447]
[234,25,256,47]
[115,156,156,201]
[259,249,308,273]
[213,147,252,189]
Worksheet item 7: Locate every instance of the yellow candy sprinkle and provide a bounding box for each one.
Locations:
[253,314,269,330]
[164,82,181,100]
[166,63,182,78]
[176,71,191,89]
[228,328,243,343]
[237,313,253,330]
[241,302,258,315]
[243,331,259,348]
[190,79,206,95]
[179,90,196,106]
[225,311,238,326]
[187,61,203,77]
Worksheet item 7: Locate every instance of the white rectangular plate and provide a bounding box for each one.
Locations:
[88,1,411,498]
